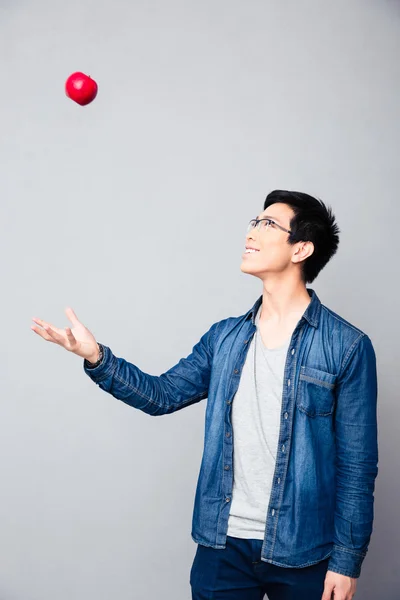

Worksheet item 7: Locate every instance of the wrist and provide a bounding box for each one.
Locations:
[86,344,101,365]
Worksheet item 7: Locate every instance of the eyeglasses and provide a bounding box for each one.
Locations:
[247,218,292,235]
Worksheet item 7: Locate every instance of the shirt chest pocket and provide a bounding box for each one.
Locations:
[296,366,337,417]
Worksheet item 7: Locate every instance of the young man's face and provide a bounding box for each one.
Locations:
[240,202,296,279]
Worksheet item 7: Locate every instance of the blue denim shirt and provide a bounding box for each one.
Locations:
[84,290,378,578]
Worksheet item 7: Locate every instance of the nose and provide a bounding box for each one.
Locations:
[246,228,257,243]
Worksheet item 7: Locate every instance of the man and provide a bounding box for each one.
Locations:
[31,190,378,600]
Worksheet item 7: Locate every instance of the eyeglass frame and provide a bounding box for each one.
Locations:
[247,218,292,235]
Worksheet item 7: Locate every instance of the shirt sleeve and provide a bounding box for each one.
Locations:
[328,334,378,578]
[83,322,219,416]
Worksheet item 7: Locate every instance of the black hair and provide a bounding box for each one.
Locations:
[263,190,340,283]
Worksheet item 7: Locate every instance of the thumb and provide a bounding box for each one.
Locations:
[321,580,334,600]
[65,307,80,326]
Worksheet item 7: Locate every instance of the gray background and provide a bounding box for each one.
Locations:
[1,0,399,598]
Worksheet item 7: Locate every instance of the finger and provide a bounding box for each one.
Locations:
[321,585,334,600]
[42,324,66,345]
[65,307,80,326]
[32,317,63,335]
[32,317,53,328]
[65,327,77,346]
[31,325,55,343]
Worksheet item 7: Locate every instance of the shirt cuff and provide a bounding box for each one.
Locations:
[327,544,366,578]
[83,344,115,382]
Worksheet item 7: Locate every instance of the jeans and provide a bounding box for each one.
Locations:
[190,536,330,599]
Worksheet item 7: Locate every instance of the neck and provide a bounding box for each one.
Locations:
[259,277,311,323]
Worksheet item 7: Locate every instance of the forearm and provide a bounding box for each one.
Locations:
[83,344,169,415]
[329,436,378,577]
[83,323,217,415]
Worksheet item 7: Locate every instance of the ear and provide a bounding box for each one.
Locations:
[292,241,314,264]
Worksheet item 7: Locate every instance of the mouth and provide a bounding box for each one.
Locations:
[243,247,260,255]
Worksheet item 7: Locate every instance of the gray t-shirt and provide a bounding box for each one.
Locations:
[227,306,290,540]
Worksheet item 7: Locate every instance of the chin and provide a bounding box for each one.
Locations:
[240,261,255,274]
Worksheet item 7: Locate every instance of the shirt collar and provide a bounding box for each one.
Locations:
[247,288,321,328]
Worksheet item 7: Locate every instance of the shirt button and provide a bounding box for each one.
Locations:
[244,340,248,344]
[226,400,232,405]
[284,412,288,419]
[226,432,231,437]
[234,369,239,374]
[271,509,275,516]
[226,497,231,503]
[282,445,285,453]
[277,478,281,484]
[291,349,295,355]
[288,379,291,387]
[224,465,230,470]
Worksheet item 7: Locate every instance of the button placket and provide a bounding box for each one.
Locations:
[266,331,302,542]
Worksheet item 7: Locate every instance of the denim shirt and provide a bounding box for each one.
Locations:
[84,290,378,578]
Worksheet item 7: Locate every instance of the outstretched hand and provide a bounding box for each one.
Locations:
[31,307,100,363]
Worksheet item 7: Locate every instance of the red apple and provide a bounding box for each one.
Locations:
[65,72,98,106]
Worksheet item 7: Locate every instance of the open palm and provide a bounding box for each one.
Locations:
[31,307,99,362]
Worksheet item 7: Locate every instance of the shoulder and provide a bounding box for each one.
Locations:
[320,304,368,338]
[209,304,256,346]
[319,304,375,370]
